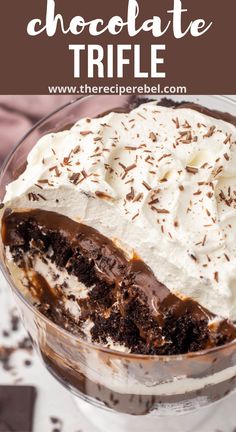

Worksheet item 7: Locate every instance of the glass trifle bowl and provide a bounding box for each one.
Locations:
[1,95,236,432]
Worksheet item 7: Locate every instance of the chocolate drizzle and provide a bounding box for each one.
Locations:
[2,209,236,355]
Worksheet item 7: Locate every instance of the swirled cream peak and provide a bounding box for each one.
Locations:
[4,101,236,320]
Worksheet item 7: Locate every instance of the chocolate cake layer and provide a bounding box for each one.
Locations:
[2,209,236,355]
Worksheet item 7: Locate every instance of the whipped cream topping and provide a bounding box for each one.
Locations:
[3,101,236,320]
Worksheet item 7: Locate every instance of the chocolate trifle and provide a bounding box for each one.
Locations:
[1,97,236,414]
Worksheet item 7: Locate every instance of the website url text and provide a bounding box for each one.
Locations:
[48,84,187,96]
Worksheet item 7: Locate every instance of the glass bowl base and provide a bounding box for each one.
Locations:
[73,396,220,432]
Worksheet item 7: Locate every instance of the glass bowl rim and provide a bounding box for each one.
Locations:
[1,94,236,362]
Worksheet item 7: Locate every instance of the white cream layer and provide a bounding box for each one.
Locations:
[82,356,236,396]
[3,101,236,320]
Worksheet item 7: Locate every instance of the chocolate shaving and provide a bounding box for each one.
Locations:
[28,193,39,202]
[224,134,232,144]
[158,154,171,162]
[149,132,157,142]
[137,113,146,120]
[81,170,88,178]
[73,145,81,154]
[125,146,137,151]
[95,191,113,200]
[80,131,92,136]
[132,211,140,220]
[213,166,223,178]
[49,166,61,177]
[207,192,213,198]
[219,190,226,201]
[172,117,180,129]
[69,173,81,185]
[152,208,170,214]
[183,120,191,129]
[125,163,137,173]
[37,194,46,201]
[63,155,72,166]
[224,253,230,262]
[118,162,127,171]
[203,126,216,138]
[186,166,199,174]
[133,193,144,202]
[142,181,151,191]
[148,198,159,205]
[126,187,135,201]
[38,180,49,184]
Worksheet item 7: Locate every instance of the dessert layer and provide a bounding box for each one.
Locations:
[2,209,236,355]
[3,99,236,321]
[44,350,236,415]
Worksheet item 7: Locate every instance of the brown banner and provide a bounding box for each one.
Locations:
[0,0,235,94]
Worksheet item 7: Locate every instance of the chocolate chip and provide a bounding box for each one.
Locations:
[2,331,9,338]
[10,315,20,332]
[50,417,60,424]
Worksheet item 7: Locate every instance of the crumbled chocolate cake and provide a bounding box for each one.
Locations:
[2,209,236,355]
